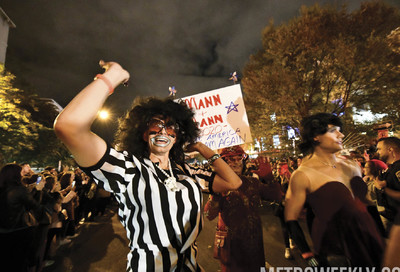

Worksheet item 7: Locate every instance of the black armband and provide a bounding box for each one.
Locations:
[286,220,311,254]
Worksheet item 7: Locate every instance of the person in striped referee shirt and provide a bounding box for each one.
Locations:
[54,60,242,271]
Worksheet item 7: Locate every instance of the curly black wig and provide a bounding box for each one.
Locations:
[298,113,342,155]
[114,97,200,165]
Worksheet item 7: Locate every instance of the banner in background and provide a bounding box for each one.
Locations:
[180,84,252,150]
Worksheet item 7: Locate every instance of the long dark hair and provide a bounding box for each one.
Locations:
[0,163,22,189]
[59,172,72,190]
[298,113,342,155]
[114,97,200,165]
[44,176,56,192]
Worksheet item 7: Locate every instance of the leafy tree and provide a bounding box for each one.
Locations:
[0,64,71,167]
[0,64,42,165]
[363,26,400,128]
[242,1,400,144]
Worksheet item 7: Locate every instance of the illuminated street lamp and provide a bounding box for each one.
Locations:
[98,109,109,120]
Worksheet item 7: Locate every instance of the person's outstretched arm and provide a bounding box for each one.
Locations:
[54,61,130,167]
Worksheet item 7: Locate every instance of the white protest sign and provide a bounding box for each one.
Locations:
[181,84,252,150]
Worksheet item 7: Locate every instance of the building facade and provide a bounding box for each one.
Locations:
[0,7,16,64]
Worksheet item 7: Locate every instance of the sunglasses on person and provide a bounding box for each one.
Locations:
[147,118,179,136]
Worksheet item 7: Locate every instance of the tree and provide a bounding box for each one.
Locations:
[0,64,72,167]
[0,64,43,165]
[363,26,400,128]
[242,1,400,142]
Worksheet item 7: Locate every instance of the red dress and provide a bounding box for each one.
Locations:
[307,178,385,267]
[205,175,282,272]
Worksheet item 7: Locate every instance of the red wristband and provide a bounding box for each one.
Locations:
[302,252,314,259]
[95,74,114,95]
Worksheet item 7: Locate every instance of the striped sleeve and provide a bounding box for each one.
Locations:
[80,144,138,194]
[183,163,216,193]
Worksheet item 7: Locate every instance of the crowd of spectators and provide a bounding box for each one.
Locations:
[0,163,112,271]
[0,138,396,270]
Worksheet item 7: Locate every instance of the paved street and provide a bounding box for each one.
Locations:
[44,195,310,271]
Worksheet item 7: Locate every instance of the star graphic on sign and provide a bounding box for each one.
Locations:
[169,86,177,96]
[229,71,238,84]
[225,101,239,114]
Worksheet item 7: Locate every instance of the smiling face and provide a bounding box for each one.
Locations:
[314,124,344,153]
[144,117,178,155]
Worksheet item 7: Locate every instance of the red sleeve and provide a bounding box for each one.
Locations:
[204,194,221,220]
[259,181,283,202]
[252,159,274,182]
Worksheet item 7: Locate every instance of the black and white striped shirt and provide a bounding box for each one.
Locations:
[81,145,215,271]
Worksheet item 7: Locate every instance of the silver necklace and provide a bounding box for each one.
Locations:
[155,160,178,192]
[320,160,337,168]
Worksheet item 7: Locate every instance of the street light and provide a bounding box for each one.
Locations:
[98,109,109,120]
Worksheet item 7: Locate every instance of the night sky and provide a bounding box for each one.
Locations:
[2,0,400,140]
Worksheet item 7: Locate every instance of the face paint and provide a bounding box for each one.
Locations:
[150,135,172,147]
